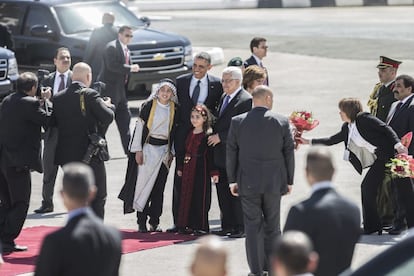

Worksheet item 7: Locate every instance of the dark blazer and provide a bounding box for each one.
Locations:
[312,112,400,174]
[226,107,294,195]
[35,208,122,276]
[376,81,396,122]
[42,71,73,97]
[174,73,222,163]
[52,82,114,165]
[388,95,414,154]
[84,24,118,81]
[243,55,269,84]
[284,187,361,276]
[99,39,131,105]
[213,88,252,168]
[0,92,49,172]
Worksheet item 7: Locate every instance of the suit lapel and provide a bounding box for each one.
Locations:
[219,89,241,117]
[389,95,414,124]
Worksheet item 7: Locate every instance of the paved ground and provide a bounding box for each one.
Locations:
[16,6,414,276]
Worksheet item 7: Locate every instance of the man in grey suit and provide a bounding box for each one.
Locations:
[284,147,360,276]
[227,85,295,276]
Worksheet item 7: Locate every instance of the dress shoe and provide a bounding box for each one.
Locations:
[138,224,148,233]
[178,227,193,235]
[387,225,406,235]
[166,226,178,233]
[34,204,54,214]
[228,230,246,239]
[193,230,208,236]
[211,229,232,236]
[2,244,28,253]
[149,224,162,232]
[361,227,382,235]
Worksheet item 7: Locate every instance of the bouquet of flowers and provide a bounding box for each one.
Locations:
[289,111,319,149]
[386,153,414,178]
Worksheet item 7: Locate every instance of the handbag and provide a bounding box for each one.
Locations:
[348,140,376,169]
[79,88,110,164]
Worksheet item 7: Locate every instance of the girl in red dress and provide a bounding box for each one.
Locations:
[176,104,219,235]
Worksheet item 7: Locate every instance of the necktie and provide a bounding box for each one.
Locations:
[387,102,403,125]
[124,48,129,64]
[259,61,269,86]
[219,95,230,116]
[58,74,65,92]
[191,80,201,105]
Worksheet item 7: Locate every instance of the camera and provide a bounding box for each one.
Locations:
[82,133,109,164]
[91,81,106,94]
[36,69,50,97]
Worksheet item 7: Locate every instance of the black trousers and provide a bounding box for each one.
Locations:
[41,127,59,206]
[361,159,385,231]
[215,168,244,231]
[172,168,182,225]
[0,164,31,246]
[114,100,131,155]
[393,177,414,228]
[137,164,168,227]
[88,158,107,220]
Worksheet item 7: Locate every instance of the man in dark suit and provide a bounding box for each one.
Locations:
[99,25,140,154]
[227,85,294,276]
[53,62,114,219]
[168,52,222,232]
[0,23,13,50]
[35,162,122,276]
[84,12,118,82]
[34,47,73,214]
[386,74,414,234]
[208,66,252,238]
[284,147,361,276]
[0,72,50,253]
[243,37,269,85]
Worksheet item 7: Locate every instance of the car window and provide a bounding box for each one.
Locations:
[23,6,56,35]
[54,2,144,35]
[0,3,25,34]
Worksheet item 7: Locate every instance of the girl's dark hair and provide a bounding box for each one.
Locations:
[192,104,212,133]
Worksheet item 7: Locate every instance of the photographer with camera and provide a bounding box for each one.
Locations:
[34,47,73,214]
[52,62,114,219]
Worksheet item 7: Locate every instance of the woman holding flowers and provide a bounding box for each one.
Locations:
[298,98,407,235]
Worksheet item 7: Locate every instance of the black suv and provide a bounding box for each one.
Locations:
[0,47,18,98]
[0,0,193,93]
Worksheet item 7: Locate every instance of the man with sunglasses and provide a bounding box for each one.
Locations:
[244,37,269,85]
[99,25,140,155]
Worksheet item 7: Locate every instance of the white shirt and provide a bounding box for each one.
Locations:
[190,75,208,103]
[348,122,377,154]
[53,70,70,95]
[252,54,263,66]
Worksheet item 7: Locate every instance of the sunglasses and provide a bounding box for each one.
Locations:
[124,34,133,38]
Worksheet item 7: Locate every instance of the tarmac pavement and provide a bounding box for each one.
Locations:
[15,6,414,276]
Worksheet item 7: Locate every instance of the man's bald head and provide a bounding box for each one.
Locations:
[252,85,273,109]
[191,235,227,276]
[72,62,92,87]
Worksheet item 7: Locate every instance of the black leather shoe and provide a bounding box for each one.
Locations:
[3,244,28,253]
[178,227,193,234]
[228,230,246,239]
[34,204,54,214]
[166,226,178,233]
[138,224,148,233]
[361,227,382,235]
[193,230,208,236]
[211,229,232,236]
[149,224,162,232]
[388,225,406,235]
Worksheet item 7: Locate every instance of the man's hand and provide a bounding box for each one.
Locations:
[211,175,219,183]
[207,134,221,146]
[229,183,239,197]
[284,185,293,195]
[395,142,408,154]
[130,64,140,73]
[177,170,182,177]
[135,151,143,165]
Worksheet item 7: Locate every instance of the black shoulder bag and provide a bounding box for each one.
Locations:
[79,88,110,164]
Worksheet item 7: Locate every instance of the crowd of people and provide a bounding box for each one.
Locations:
[1,11,414,276]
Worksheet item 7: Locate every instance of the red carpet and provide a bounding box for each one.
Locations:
[2,226,197,276]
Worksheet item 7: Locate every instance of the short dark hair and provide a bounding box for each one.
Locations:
[250,37,267,52]
[62,162,95,202]
[272,231,314,275]
[306,147,335,182]
[396,74,414,92]
[54,47,70,59]
[338,98,363,122]
[194,52,211,65]
[17,72,38,94]
[119,25,132,34]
